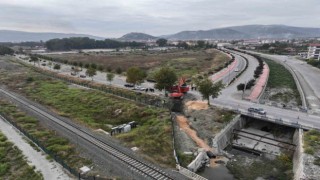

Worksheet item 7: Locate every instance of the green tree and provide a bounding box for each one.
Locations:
[0,46,14,55]
[156,38,168,47]
[86,68,97,81]
[126,67,146,85]
[90,63,97,69]
[106,73,115,84]
[237,83,245,91]
[30,55,39,66]
[48,62,53,69]
[53,64,61,70]
[197,79,224,105]
[154,67,177,91]
[116,67,122,74]
[197,40,206,48]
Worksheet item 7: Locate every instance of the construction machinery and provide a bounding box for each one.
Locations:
[169,77,190,99]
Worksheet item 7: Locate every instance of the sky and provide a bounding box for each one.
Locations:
[0,0,320,38]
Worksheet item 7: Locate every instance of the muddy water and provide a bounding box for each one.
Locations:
[199,165,234,180]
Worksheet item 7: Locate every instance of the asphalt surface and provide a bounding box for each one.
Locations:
[267,55,320,114]
[243,51,320,114]
[211,53,247,85]
[210,51,320,130]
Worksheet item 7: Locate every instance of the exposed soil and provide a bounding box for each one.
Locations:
[261,87,300,109]
[185,100,208,111]
[45,49,229,78]
[176,115,211,151]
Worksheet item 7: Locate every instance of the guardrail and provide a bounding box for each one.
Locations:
[213,103,319,131]
[269,56,306,108]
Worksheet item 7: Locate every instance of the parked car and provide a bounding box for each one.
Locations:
[79,74,86,78]
[71,72,77,76]
[133,86,146,91]
[248,107,266,115]
[124,83,134,88]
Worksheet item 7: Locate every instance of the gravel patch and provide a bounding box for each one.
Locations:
[0,116,73,180]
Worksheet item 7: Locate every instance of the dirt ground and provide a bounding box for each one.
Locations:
[260,87,300,109]
[173,99,236,169]
[176,115,211,151]
[185,100,208,111]
[46,49,229,78]
[175,115,231,168]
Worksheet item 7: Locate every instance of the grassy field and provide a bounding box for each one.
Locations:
[264,59,301,105]
[46,49,229,78]
[227,154,293,180]
[0,57,176,167]
[0,132,43,179]
[0,99,92,172]
[304,129,320,155]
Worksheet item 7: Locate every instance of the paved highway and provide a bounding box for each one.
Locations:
[210,51,320,130]
[245,51,320,115]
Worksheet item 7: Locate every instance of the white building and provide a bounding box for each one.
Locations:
[307,44,320,60]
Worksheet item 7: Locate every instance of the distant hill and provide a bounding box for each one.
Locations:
[118,32,158,41]
[0,30,105,42]
[163,25,320,40]
[3,25,320,42]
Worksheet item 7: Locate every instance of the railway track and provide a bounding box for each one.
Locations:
[0,88,173,180]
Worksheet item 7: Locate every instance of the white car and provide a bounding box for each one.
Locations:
[234,68,239,72]
[133,86,146,91]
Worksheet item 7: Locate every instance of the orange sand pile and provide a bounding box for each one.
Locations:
[185,101,209,111]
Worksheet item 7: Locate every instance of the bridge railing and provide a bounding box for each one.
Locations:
[239,111,318,130]
[213,102,319,131]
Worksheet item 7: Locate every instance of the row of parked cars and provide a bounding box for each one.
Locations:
[124,83,146,90]
[124,84,155,92]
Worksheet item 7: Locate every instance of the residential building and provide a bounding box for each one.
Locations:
[307,44,320,60]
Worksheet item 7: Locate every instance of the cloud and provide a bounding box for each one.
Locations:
[0,0,319,37]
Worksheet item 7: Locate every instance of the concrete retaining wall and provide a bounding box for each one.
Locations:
[293,128,304,180]
[212,115,245,153]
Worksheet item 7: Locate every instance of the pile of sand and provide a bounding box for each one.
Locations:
[185,101,208,111]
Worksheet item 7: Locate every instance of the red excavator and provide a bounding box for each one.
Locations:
[169,77,190,99]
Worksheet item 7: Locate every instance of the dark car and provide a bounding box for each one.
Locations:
[248,107,255,112]
[79,74,86,78]
[124,83,134,88]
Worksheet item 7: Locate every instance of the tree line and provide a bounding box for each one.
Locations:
[0,46,14,55]
[45,37,145,51]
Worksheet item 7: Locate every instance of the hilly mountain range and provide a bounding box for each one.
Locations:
[163,25,320,40]
[1,25,320,42]
[118,32,157,41]
[0,30,104,42]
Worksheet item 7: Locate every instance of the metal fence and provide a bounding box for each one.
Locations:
[0,113,109,180]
